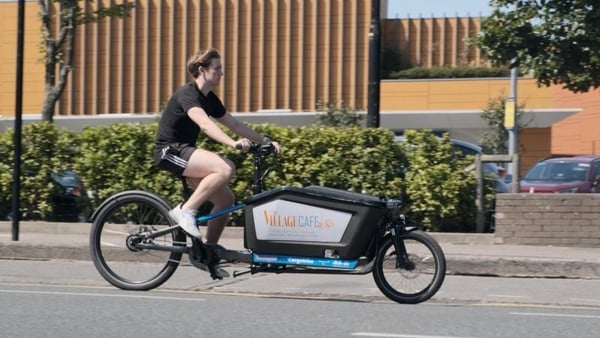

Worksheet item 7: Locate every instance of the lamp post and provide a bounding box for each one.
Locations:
[12,0,25,241]
[367,0,381,128]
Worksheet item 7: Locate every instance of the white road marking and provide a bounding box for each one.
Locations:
[352,333,477,338]
[487,294,530,298]
[0,289,205,301]
[510,312,600,319]
[570,298,600,304]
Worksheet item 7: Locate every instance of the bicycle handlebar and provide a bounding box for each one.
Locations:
[236,142,277,155]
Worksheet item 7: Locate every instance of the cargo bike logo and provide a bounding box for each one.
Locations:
[252,200,352,242]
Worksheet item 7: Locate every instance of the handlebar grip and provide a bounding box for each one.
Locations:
[236,142,276,154]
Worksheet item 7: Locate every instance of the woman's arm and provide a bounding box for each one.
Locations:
[217,112,271,144]
[188,107,239,147]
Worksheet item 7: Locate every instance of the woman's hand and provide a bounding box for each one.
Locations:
[261,135,282,154]
[234,138,252,151]
[270,141,282,154]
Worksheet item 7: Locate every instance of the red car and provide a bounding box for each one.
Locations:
[520,156,600,193]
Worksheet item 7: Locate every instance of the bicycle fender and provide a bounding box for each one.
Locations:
[89,190,173,222]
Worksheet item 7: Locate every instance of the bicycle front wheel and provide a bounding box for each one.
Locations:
[89,192,187,290]
[373,230,446,304]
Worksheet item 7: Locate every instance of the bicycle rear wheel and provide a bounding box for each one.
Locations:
[89,192,186,290]
[372,230,446,304]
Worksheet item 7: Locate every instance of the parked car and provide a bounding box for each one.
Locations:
[520,156,600,193]
[48,170,90,222]
[394,136,510,193]
[4,170,89,222]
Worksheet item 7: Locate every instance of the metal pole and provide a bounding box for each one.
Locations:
[12,0,25,241]
[367,0,381,128]
[475,154,485,232]
[507,57,519,192]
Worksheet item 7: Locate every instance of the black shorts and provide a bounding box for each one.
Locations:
[153,143,196,177]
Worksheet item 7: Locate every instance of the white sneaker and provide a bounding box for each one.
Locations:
[169,203,202,239]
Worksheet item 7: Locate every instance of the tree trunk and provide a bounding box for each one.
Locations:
[41,31,74,122]
[37,0,134,122]
[42,52,56,122]
[40,0,76,122]
[41,84,59,122]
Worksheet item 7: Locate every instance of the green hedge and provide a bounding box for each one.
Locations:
[387,66,512,79]
[0,123,78,220]
[400,130,477,232]
[74,123,180,205]
[0,122,482,232]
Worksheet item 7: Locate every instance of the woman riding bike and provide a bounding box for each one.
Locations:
[153,47,282,246]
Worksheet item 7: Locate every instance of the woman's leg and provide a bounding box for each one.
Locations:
[182,148,235,211]
[185,175,235,243]
[204,185,235,244]
[172,148,235,241]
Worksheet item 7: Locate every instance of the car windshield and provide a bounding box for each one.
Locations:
[524,162,589,181]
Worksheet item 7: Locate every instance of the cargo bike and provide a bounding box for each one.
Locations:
[89,144,446,304]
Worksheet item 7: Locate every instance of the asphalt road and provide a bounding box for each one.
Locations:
[1,283,599,338]
[2,259,600,307]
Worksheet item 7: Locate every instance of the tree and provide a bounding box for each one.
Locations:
[315,99,364,127]
[39,0,135,121]
[474,0,600,93]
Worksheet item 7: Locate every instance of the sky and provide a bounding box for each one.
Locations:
[386,0,493,18]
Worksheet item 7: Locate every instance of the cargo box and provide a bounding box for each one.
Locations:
[243,186,387,259]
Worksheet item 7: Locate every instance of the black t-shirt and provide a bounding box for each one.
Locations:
[155,82,226,145]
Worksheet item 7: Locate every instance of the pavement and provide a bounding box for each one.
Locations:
[1,221,599,280]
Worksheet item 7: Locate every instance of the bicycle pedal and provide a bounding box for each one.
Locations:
[209,267,224,280]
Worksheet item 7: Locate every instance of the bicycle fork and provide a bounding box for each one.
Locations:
[389,219,416,271]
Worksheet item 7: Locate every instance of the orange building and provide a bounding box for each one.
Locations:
[0,1,597,174]
[0,0,372,115]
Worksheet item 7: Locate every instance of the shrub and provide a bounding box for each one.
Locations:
[0,122,488,232]
[0,123,78,220]
[400,130,477,232]
[387,65,511,79]
[315,100,364,127]
[70,123,406,221]
[270,126,405,197]
[73,123,181,209]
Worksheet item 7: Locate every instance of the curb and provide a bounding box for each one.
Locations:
[447,256,600,279]
[2,221,600,279]
[2,243,599,279]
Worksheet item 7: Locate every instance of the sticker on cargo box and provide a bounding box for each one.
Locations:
[252,200,352,242]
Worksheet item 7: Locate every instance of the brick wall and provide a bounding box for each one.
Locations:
[495,194,600,247]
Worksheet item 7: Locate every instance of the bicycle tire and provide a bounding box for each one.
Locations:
[89,192,186,290]
[372,230,446,304]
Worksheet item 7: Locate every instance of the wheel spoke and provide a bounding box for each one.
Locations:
[373,231,446,304]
